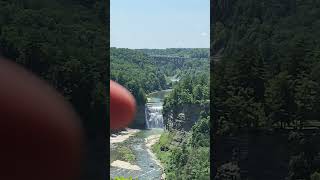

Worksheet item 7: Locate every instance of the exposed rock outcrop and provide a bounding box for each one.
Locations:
[164,102,209,131]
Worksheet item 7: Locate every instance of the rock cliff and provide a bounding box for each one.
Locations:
[164,102,209,131]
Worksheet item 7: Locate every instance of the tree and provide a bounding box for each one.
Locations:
[294,75,319,128]
[265,72,296,128]
[311,172,320,180]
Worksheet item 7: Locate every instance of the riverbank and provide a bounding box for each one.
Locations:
[110,128,141,171]
[110,88,170,179]
[110,128,140,144]
[146,134,166,179]
[111,160,141,171]
[110,129,164,179]
[145,134,162,168]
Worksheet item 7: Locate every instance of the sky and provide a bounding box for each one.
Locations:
[111,0,210,49]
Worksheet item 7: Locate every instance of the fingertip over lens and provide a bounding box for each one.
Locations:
[110,80,136,130]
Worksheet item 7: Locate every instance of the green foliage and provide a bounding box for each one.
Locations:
[0,0,107,135]
[311,172,320,180]
[154,74,210,179]
[110,48,167,105]
[215,162,241,180]
[153,117,210,180]
[150,68,210,179]
[118,146,136,163]
[189,117,210,147]
[265,71,295,128]
[138,48,209,58]
[112,141,136,163]
[137,48,209,77]
[213,0,320,135]
[111,48,209,105]
[152,132,173,164]
[111,47,210,178]
[163,74,209,116]
[213,1,320,179]
[288,153,311,180]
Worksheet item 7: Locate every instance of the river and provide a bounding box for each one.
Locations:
[110,89,171,180]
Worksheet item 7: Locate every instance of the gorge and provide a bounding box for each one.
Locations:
[110,48,210,179]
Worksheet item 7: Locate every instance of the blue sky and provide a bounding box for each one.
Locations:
[111,0,210,49]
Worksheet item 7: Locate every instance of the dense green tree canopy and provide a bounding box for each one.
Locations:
[213,1,320,179]
[0,0,107,120]
[110,48,167,105]
[153,55,209,179]
[0,1,107,179]
[213,0,320,135]
[111,47,209,105]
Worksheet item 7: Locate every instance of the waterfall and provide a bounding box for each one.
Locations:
[145,102,164,129]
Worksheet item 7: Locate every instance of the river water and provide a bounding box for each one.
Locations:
[110,89,171,180]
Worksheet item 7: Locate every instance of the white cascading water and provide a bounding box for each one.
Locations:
[145,102,164,129]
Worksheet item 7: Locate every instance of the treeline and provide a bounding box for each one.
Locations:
[111,47,210,178]
[0,0,107,131]
[0,1,106,179]
[139,48,209,78]
[154,73,210,179]
[137,48,209,58]
[213,0,320,179]
[153,115,210,179]
[110,48,167,105]
[213,0,320,135]
[177,57,210,79]
[163,74,209,115]
[111,48,210,105]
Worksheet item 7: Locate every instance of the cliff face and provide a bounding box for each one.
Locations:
[129,105,146,129]
[164,103,208,131]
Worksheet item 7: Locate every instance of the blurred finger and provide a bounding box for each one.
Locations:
[0,59,83,180]
[110,80,136,130]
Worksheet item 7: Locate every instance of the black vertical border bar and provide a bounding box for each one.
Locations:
[106,0,111,179]
[75,1,108,179]
[210,0,217,179]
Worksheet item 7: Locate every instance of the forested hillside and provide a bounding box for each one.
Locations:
[138,48,209,58]
[0,0,107,126]
[110,48,209,104]
[139,48,209,77]
[111,47,210,179]
[110,48,167,105]
[153,68,210,179]
[163,74,209,128]
[213,0,320,179]
[213,0,320,135]
[152,75,210,179]
[0,1,107,179]
[110,48,209,132]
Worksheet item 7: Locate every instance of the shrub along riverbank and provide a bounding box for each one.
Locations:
[152,117,210,179]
